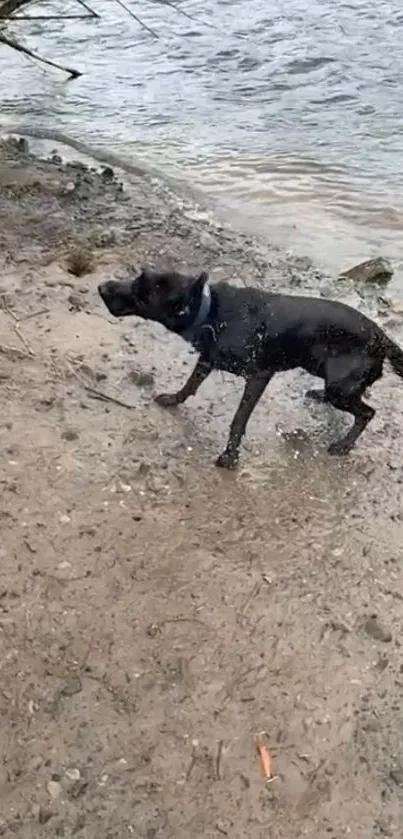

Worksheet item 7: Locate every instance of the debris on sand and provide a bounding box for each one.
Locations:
[255,732,276,783]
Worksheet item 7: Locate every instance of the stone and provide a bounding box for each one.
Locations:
[60,677,82,697]
[364,615,392,643]
[339,257,393,284]
[47,780,62,800]
[389,768,403,786]
[61,429,79,441]
[65,768,81,781]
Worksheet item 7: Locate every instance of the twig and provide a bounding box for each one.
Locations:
[152,0,217,30]
[220,665,258,710]
[75,0,100,17]
[0,296,36,355]
[13,324,35,356]
[237,581,260,623]
[0,294,19,321]
[215,740,224,780]
[85,386,136,410]
[66,360,136,409]
[113,0,159,38]
[12,14,98,19]
[160,617,209,630]
[185,750,197,781]
[0,32,82,79]
[22,308,50,321]
[0,342,32,360]
[255,732,276,783]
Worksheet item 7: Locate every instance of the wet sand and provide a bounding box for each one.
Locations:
[1,135,403,838]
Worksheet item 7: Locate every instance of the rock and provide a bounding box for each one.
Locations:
[339,257,393,284]
[128,369,155,388]
[389,768,403,786]
[65,767,81,782]
[68,778,88,799]
[101,166,114,181]
[364,615,392,643]
[47,780,62,800]
[95,229,118,248]
[17,137,29,155]
[60,677,82,697]
[67,292,86,311]
[38,807,53,825]
[61,429,79,442]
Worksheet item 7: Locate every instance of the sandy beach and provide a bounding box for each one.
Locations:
[1,134,403,838]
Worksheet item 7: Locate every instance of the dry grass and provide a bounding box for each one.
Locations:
[66,246,94,277]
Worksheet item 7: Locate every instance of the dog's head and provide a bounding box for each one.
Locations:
[98,267,209,333]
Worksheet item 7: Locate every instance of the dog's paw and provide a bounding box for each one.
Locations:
[215,450,239,469]
[154,392,179,408]
[327,439,352,456]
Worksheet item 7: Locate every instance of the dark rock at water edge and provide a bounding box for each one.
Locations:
[339,257,393,285]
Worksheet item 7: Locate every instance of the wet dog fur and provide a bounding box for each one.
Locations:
[98,267,403,468]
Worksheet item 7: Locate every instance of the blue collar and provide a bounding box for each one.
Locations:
[182,282,212,340]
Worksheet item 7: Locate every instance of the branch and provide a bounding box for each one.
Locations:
[0,32,82,79]
[113,0,159,38]
[75,0,100,17]
[152,0,217,31]
[0,0,30,17]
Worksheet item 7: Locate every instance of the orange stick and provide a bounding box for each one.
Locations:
[255,732,274,780]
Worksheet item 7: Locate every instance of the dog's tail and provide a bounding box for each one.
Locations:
[385,336,403,378]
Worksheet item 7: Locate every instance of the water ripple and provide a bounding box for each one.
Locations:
[1,0,403,279]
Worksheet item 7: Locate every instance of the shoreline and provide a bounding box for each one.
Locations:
[1,134,403,838]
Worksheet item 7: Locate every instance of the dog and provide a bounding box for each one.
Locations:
[98,267,403,468]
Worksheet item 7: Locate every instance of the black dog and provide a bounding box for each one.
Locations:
[98,267,403,468]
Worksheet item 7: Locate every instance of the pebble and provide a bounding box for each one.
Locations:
[61,429,79,441]
[364,615,392,643]
[60,677,82,697]
[47,780,62,800]
[65,767,81,781]
[389,768,403,786]
[129,369,155,388]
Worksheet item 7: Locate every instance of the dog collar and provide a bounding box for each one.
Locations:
[182,282,212,340]
[192,282,211,329]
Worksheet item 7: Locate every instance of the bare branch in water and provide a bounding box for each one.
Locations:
[0,31,82,79]
[113,0,159,38]
[75,0,100,17]
[151,0,217,31]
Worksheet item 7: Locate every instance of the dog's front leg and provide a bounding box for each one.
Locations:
[216,372,273,469]
[155,357,213,408]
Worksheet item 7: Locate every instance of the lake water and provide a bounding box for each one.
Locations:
[1,0,403,286]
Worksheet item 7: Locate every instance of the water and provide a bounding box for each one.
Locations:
[1,0,403,286]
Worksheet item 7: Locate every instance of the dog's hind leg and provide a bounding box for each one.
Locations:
[155,357,213,408]
[216,372,273,469]
[324,353,381,455]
